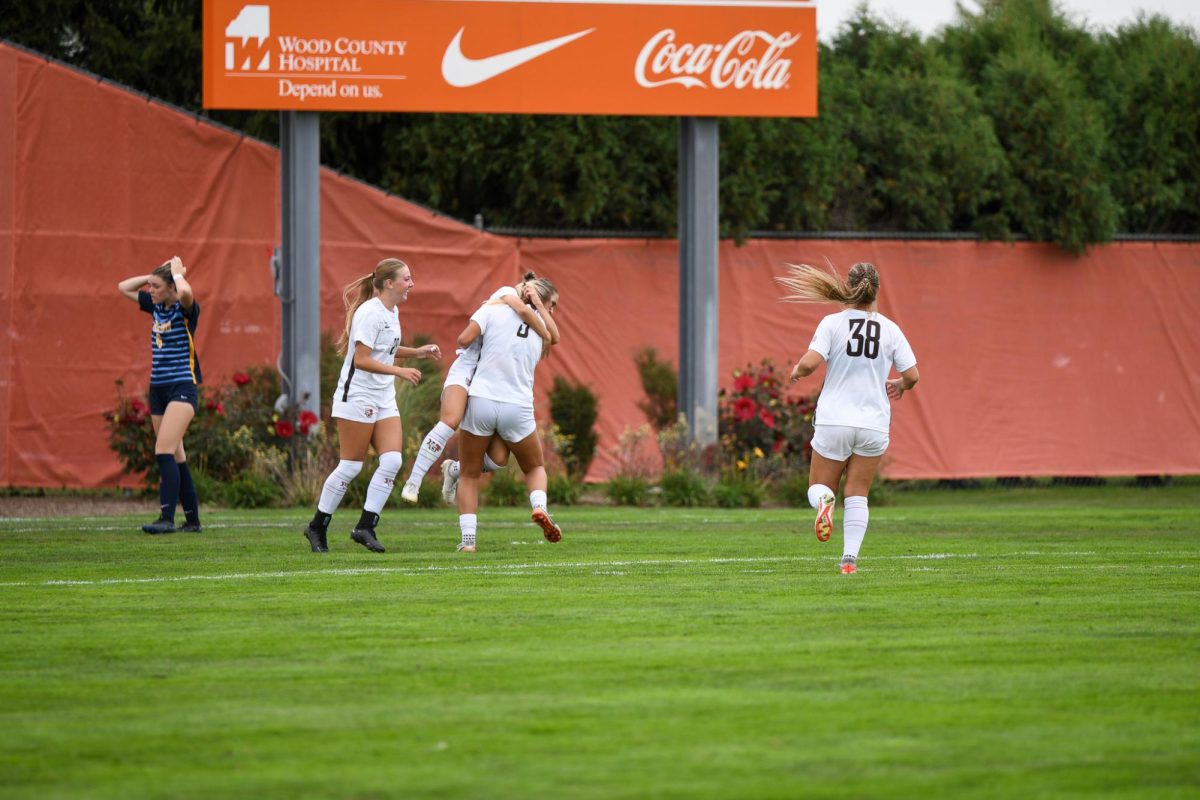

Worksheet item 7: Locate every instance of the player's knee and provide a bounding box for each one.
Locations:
[376,451,403,478]
[333,460,363,483]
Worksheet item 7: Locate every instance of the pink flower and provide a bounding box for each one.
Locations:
[732,397,757,422]
[233,372,251,386]
[275,420,295,438]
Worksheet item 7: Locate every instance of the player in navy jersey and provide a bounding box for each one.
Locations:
[117,257,204,534]
[777,262,920,574]
[301,258,441,554]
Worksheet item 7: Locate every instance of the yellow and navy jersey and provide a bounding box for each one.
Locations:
[138,291,202,386]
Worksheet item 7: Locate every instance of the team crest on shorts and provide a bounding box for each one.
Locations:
[364,407,375,418]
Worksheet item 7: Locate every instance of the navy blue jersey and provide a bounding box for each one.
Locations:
[138,291,202,386]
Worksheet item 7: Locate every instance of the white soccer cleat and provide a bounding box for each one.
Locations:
[442,460,460,504]
[814,491,835,543]
[456,542,476,553]
[400,482,420,504]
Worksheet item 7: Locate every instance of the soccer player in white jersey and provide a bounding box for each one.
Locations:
[777,262,920,574]
[302,258,441,554]
[453,275,562,552]
[400,273,558,505]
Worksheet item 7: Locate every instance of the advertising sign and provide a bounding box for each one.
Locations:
[203,0,817,117]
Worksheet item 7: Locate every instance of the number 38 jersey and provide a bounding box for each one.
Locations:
[808,309,917,433]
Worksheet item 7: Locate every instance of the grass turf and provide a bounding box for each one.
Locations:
[1,485,1198,799]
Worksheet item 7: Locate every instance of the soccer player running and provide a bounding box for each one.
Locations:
[118,256,204,535]
[302,258,441,554]
[452,275,561,552]
[400,273,558,505]
[777,262,920,574]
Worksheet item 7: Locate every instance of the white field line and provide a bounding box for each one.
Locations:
[2,550,1162,589]
[0,553,965,588]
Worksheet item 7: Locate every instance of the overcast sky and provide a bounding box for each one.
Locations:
[815,0,1200,40]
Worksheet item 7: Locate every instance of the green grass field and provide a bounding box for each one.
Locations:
[1,484,1198,799]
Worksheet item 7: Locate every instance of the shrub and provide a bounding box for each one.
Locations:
[548,473,584,505]
[712,470,764,508]
[774,471,812,508]
[659,467,709,507]
[719,359,816,471]
[484,467,526,507]
[634,347,678,430]
[606,475,653,506]
[549,376,599,479]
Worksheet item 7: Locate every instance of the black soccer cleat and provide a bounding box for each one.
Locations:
[350,526,386,553]
[142,518,176,535]
[179,521,203,533]
[303,523,328,553]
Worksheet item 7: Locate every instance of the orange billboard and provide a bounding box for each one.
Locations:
[202,0,817,117]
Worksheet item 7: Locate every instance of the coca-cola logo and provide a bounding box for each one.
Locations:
[635,28,799,90]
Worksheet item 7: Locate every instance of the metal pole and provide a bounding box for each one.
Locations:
[278,111,321,419]
[678,117,720,446]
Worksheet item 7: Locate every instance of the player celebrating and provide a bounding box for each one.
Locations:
[400,273,558,505]
[302,258,441,554]
[453,275,562,552]
[777,261,920,574]
[118,257,204,535]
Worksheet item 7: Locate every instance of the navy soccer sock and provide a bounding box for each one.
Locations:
[177,461,200,525]
[155,454,180,523]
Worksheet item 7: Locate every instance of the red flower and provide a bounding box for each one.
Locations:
[732,397,757,422]
[772,438,785,453]
[759,409,776,429]
[214,402,225,415]
[275,420,295,438]
[130,398,148,414]
[733,373,755,393]
[298,410,319,436]
[233,372,251,386]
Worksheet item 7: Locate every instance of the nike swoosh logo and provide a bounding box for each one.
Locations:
[442,27,595,88]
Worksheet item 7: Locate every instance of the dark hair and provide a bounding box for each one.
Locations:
[151,262,175,286]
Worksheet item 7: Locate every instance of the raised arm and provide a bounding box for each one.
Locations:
[886,365,920,401]
[168,257,194,309]
[117,274,152,302]
[789,350,826,382]
[457,321,482,349]
[499,293,554,344]
[521,286,560,345]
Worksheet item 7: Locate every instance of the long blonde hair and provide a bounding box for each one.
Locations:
[520,270,558,305]
[337,258,407,356]
[775,261,880,307]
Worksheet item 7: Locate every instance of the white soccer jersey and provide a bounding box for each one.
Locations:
[808,309,917,433]
[335,297,401,400]
[449,286,518,369]
[467,297,543,407]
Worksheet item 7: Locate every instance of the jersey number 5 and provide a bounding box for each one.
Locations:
[847,319,881,359]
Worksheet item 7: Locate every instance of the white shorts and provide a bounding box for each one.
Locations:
[443,356,478,392]
[811,424,889,461]
[332,392,399,424]
[461,396,536,442]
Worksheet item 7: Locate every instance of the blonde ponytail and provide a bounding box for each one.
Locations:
[337,258,408,356]
[776,261,879,307]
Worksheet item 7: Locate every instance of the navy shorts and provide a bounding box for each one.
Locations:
[148,382,199,415]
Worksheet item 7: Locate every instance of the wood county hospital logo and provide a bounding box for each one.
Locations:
[225,4,271,71]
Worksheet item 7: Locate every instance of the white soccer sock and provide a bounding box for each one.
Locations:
[364,451,403,514]
[808,483,834,509]
[843,496,869,559]
[318,460,363,514]
[529,489,547,510]
[459,513,477,547]
[483,454,505,473]
[408,422,454,486]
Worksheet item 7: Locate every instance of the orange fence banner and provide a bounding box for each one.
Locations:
[202,0,817,116]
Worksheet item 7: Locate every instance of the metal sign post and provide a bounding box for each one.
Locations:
[278,110,321,417]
